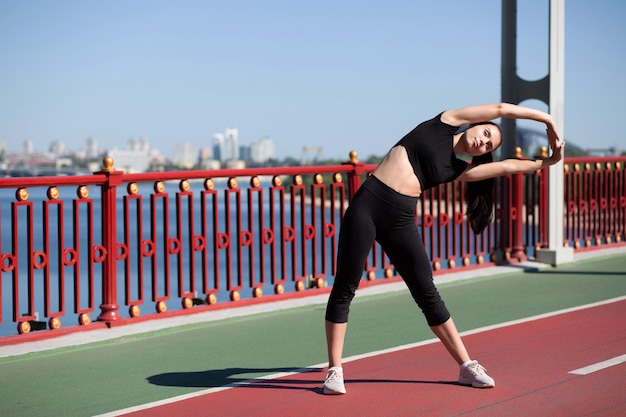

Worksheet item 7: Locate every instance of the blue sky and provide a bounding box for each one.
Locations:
[1,0,624,161]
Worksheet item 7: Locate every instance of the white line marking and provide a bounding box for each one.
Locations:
[93,295,626,417]
[569,354,626,375]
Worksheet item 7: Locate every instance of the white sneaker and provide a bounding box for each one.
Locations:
[458,360,495,388]
[323,366,346,394]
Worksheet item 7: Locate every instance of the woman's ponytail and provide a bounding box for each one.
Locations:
[464,152,495,234]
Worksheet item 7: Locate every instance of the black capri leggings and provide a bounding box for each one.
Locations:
[325,175,450,327]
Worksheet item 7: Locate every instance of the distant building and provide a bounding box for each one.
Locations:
[211,128,274,166]
[85,137,98,159]
[200,159,221,170]
[225,159,245,169]
[224,128,239,161]
[127,137,149,151]
[239,144,251,162]
[198,147,213,163]
[199,147,212,161]
[250,136,275,163]
[212,133,224,162]
[49,140,65,156]
[171,142,197,168]
[23,140,34,155]
[107,137,151,173]
[198,146,220,170]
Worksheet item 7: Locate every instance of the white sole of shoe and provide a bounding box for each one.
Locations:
[459,379,495,388]
[323,387,346,395]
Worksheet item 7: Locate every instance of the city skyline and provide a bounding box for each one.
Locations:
[0,129,272,160]
[1,1,625,160]
[0,127,277,174]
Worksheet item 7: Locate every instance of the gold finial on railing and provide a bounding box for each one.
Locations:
[102,156,114,172]
[15,188,29,201]
[129,305,141,318]
[47,186,59,200]
[78,313,91,326]
[514,147,523,159]
[17,321,31,334]
[127,182,139,195]
[49,317,61,330]
[349,150,358,164]
[156,301,167,313]
[77,185,90,198]
[154,181,165,193]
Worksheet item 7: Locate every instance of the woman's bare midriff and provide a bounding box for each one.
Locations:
[371,145,422,197]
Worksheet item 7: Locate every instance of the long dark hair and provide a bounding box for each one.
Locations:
[463,122,499,234]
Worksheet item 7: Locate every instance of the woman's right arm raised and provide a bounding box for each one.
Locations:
[457,139,565,183]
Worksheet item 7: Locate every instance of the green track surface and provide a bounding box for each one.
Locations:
[1,253,624,417]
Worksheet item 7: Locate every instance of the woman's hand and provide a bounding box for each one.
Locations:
[545,118,560,150]
[548,136,565,165]
[544,116,564,164]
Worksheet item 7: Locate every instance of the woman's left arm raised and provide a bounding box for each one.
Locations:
[442,103,560,150]
[442,102,551,126]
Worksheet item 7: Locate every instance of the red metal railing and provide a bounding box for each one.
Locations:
[561,157,626,250]
[1,153,624,342]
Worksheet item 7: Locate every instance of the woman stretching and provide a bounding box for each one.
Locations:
[323,102,565,394]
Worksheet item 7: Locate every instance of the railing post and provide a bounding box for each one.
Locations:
[344,150,367,199]
[97,157,124,324]
[537,147,550,249]
[511,171,527,262]
[510,147,528,262]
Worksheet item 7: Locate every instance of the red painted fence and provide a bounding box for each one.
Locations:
[0,152,624,342]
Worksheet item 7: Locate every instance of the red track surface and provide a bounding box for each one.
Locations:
[123,300,626,417]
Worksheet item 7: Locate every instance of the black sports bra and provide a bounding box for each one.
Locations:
[393,112,468,190]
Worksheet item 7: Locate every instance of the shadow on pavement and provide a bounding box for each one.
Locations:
[147,367,459,394]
